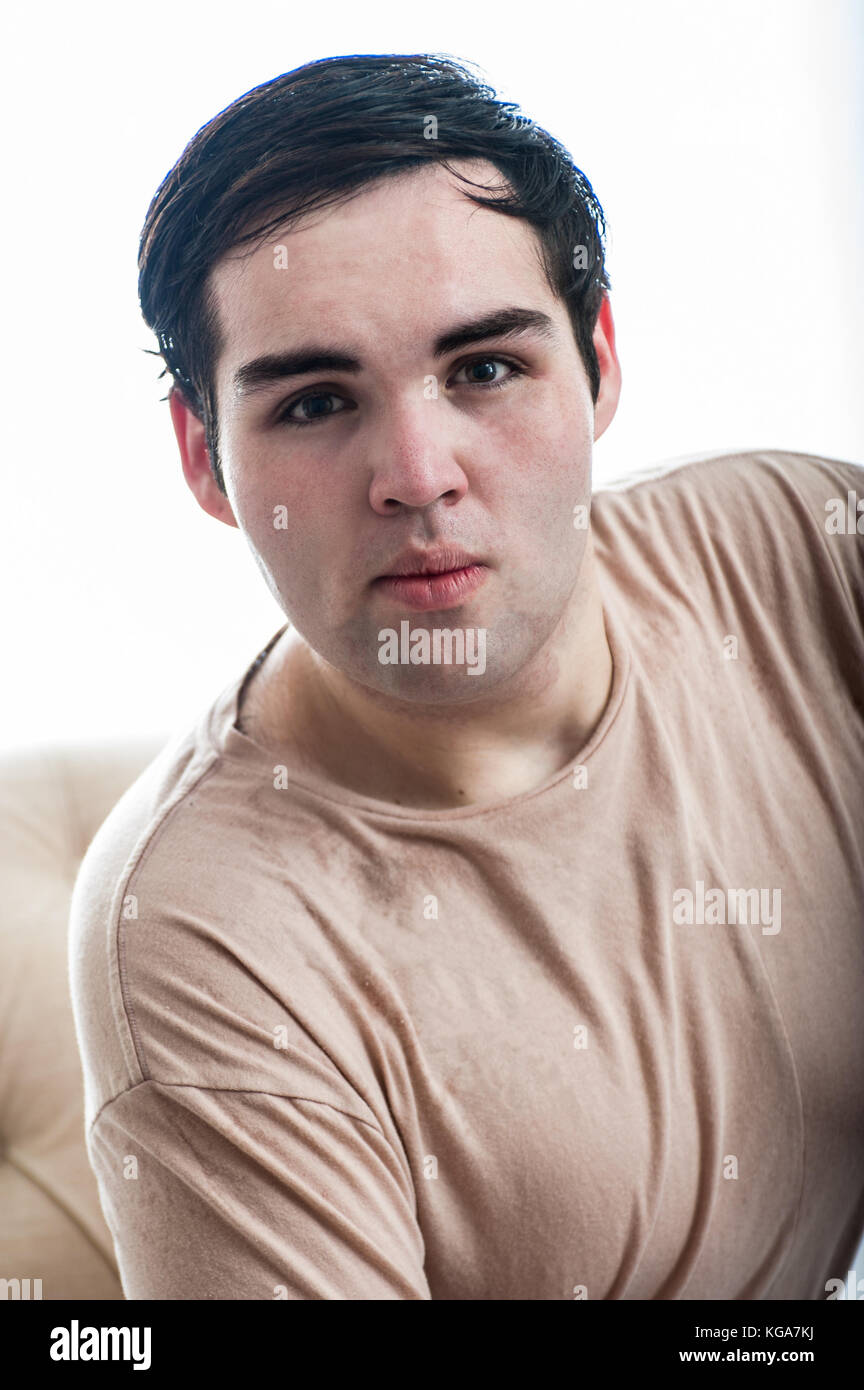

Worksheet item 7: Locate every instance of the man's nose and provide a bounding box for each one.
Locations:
[367,396,470,513]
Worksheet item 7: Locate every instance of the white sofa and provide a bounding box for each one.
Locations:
[0,737,166,1300]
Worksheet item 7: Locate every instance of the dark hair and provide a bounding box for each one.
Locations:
[139,52,611,495]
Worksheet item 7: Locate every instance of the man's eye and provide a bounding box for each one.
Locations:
[450,355,524,389]
[277,392,348,427]
[275,356,524,427]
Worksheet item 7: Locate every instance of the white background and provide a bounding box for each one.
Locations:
[2,0,862,750]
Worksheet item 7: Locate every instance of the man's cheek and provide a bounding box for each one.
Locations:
[232,483,315,562]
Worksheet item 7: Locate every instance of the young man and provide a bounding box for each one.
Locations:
[69,53,864,1300]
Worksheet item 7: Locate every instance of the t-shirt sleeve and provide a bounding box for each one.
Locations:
[88,1080,431,1300]
[73,805,433,1302]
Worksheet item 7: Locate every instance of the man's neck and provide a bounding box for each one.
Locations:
[240,537,614,811]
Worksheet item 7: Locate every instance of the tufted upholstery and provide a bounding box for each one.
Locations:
[0,737,167,1300]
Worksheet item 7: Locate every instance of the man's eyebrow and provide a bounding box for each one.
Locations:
[231,306,558,397]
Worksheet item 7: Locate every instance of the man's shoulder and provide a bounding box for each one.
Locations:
[596,445,864,504]
[68,711,280,990]
[69,643,287,960]
[68,717,376,1129]
[593,446,864,592]
[69,728,221,941]
[67,724,224,1105]
[68,727,320,1110]
[591,447,864,703]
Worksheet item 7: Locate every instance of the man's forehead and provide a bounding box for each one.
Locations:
[210,158,537,298]
[207,161,559,378]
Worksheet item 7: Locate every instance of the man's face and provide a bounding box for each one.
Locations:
[208,159,612,702]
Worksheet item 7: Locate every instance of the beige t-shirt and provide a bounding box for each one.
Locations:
[69,449,864,1300]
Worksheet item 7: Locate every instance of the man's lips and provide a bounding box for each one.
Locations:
[372,564,489,612]
[376,565,470,579]
[373,545,485,579]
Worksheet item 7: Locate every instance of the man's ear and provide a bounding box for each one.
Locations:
[168,387,239,528]
[590,296,621,443]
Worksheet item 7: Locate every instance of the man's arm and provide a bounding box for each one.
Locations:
[89,1079,431,1300]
